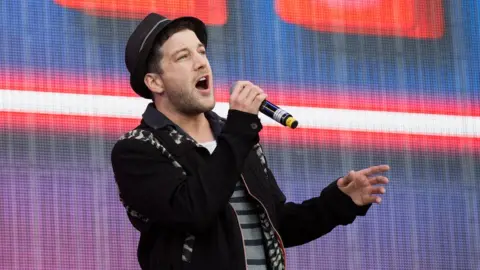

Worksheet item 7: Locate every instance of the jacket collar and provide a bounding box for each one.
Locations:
[142,103,225,139]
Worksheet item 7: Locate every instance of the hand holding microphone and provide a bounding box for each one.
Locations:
[229,81,267,115]
[229,81,298,129]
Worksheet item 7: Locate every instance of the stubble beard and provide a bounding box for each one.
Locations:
[169,87,215,116]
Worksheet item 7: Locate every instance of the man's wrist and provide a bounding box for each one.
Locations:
[223,109,263,134]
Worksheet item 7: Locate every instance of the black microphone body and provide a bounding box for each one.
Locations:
[260,100,298,129]
[229,84,298,129]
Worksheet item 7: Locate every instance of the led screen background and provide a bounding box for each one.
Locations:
[1,1,479,269]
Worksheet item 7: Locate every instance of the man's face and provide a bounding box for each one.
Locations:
[157,29,214,115]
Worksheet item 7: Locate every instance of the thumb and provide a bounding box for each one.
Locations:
[337,177,346,187]
[338,170,355,187]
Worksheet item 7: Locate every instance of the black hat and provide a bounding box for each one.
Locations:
[125,13,208,99]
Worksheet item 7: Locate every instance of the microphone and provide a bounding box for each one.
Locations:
[229,84,299,129]
[260,100,298,129]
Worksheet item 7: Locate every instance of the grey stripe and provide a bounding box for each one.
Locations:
[230,202,255,211]
[232,189,247,198]
[247,265,268,270]
[234,184,243,191]
[139,19,169,52]
[247,264,268,270]
[246,247,267,261]
[236,211,261,224]
[242,227,263,241]
[183,244,192,252]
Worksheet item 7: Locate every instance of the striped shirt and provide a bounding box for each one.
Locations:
[201,141,267,269]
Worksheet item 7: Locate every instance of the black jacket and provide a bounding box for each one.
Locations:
[111,104,370,270]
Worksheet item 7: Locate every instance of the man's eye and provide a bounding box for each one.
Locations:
[199,50,206,55]
[177,55,187,60]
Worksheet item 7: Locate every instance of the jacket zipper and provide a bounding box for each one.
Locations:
[240,174,287,269]
[230,203,248,270]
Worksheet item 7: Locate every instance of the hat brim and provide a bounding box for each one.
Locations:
[130,17,208,99]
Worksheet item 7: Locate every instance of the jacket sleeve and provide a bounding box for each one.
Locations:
[111,110,262,234]
[268,169,371,248]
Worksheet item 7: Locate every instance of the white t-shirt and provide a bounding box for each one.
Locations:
[200,140,217,154]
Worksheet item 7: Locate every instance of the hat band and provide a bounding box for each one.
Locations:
[139,18,169,52]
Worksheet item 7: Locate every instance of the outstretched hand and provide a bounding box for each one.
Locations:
[337,165,390,206]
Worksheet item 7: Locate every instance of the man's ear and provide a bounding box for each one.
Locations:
[144,73,165,95]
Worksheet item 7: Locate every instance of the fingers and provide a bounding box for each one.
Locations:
[244,84,263,104]
[363,183,386,205]
[237,85,253,103]
[363,195,382,204]
[370,186,386,195]
[339,167,389,206]
[229,81,266,115]
[229,81,253,102]
[368,176,389,185]
[248,86,267,110]
[339,171,355,187]
[341,170,389,188]
[357,165,390,176]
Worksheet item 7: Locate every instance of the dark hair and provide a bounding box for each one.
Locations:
[146,20,198,74]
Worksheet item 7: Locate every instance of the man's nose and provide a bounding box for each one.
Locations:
[193,52,207,70]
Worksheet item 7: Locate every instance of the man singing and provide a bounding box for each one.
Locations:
[111,13,390,270]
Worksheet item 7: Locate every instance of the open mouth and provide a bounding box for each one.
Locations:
[195,75,209,90]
